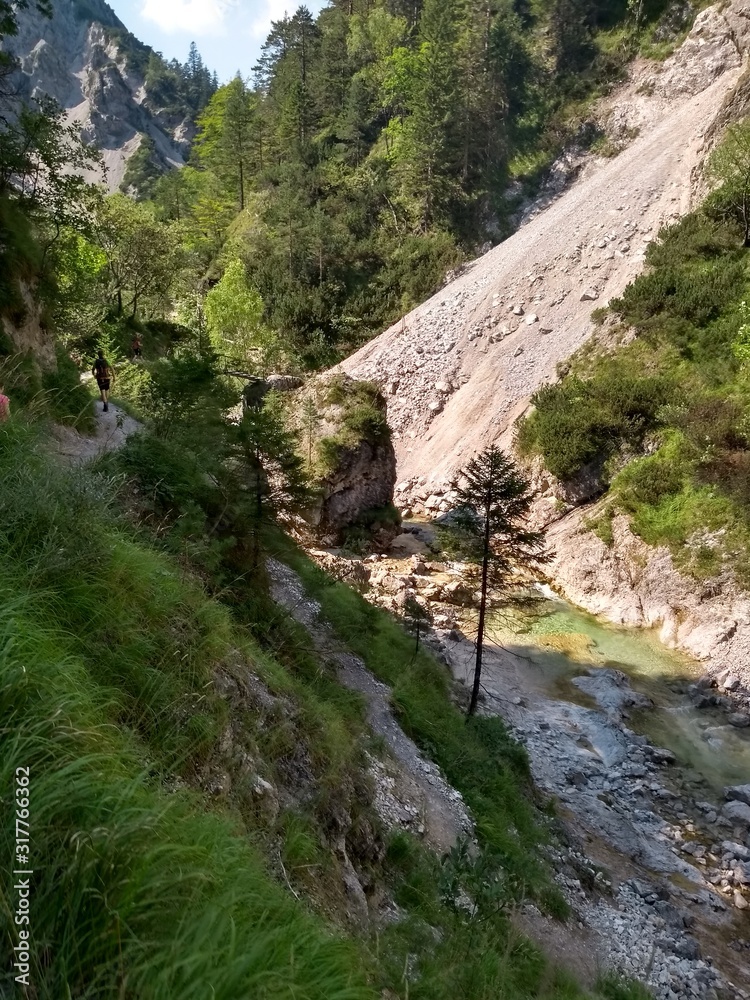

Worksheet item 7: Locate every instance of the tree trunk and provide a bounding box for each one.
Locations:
[469,506,492,716]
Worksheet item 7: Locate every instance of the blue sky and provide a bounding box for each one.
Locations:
[109,0,328,83]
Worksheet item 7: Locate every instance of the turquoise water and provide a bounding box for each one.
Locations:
[500,596,750,792]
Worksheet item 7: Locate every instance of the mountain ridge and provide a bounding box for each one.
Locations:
[2,0,193,189]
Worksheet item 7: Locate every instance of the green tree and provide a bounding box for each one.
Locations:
[446,445,548,716]
[707,122,750,247]
[194,76,260,211]
[93,194,185,318]
[402,592,432,658]
[383,0,460,231]
[240,393,312,568]
[204,259,281,372]
[299,392,320,469]
[0,96,103,261]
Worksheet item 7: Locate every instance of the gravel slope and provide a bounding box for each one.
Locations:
[341,3,749,492]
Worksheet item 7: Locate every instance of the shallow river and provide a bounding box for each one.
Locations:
[498,593,750,793]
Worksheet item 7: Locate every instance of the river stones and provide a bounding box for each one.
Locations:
[572,667,652,718]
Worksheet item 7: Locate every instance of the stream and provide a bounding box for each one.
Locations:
[441,589,750,998]
[319,540,750,997]
[500,592,750,794]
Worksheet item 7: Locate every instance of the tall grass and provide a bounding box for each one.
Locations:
[0,420,373,998]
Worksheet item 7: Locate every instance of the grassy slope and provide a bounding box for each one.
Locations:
[0,405,649,998]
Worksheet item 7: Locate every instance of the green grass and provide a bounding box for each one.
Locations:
[0,420,374,999]
[0,406,653,999]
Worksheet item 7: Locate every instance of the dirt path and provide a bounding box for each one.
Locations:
[340,2,750,494]
[267,557,472,853]
[51,402,141,464]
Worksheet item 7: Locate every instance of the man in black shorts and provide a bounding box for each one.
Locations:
[92,349,115,412]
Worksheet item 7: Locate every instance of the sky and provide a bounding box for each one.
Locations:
[108,0,328,83]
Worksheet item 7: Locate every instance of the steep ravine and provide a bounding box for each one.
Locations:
[309,542,750,998]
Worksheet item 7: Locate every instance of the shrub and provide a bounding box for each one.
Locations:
[519,361,673,481]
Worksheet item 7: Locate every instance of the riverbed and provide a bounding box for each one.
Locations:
[493,593,750,794]
[440,592,750,999]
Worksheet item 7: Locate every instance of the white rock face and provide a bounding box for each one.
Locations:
[545,508,750,688]
[3,0,189,190]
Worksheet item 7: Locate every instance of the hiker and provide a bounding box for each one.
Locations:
[131,334,142,360]
[0,386,9,422]
[92,350,114,413]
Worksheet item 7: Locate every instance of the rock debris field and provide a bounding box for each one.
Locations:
[341,1,750,508]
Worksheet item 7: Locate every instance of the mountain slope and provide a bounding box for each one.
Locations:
[2,0,190,189]
[341,1,750,503]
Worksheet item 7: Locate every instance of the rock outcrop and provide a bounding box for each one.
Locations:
[291,374,398,544]
[544,506,750,691]
[339,0,750,502]
[2,0,189,190]
[1,280,56,369]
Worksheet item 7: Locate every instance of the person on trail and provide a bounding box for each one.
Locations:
[92,350,114,413]
[131,335,142,360]
[0,386,9,422]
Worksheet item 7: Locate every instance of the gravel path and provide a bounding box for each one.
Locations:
[51,402,141,464]
[341,3,749,492]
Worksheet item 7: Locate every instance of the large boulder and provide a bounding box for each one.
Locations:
[291,374,398,544]
[242,373,304,410]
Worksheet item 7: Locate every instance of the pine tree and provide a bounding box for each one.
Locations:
[402,593,432,657]
[194,76,258,210]
[385,0,460,230]
[445,445,548,716]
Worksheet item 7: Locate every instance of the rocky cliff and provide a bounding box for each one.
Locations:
[341,0,750,504]
[291,374,398,545]
[2,0,189,190]
[540,502,750,691]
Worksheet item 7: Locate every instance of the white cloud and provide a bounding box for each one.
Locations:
[248,0,316,39]
[140,0,238,35]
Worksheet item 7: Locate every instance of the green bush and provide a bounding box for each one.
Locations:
[0,197,43,321]
[519,360,673,481]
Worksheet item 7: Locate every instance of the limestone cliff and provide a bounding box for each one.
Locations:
[539,503,750,691]
[2,0,190,190]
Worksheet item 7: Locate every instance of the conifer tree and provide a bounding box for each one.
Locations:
[239,394,312,569]
[446,445,548,716]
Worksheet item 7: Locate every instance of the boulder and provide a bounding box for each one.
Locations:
[580,289,599,301]
[297,374,397,544]
[722,841,750,861]
[728,712,750,728]
[725,783,750,806]
[722,800,750,826]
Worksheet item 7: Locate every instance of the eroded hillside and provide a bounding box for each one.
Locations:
[341,1,750,502]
